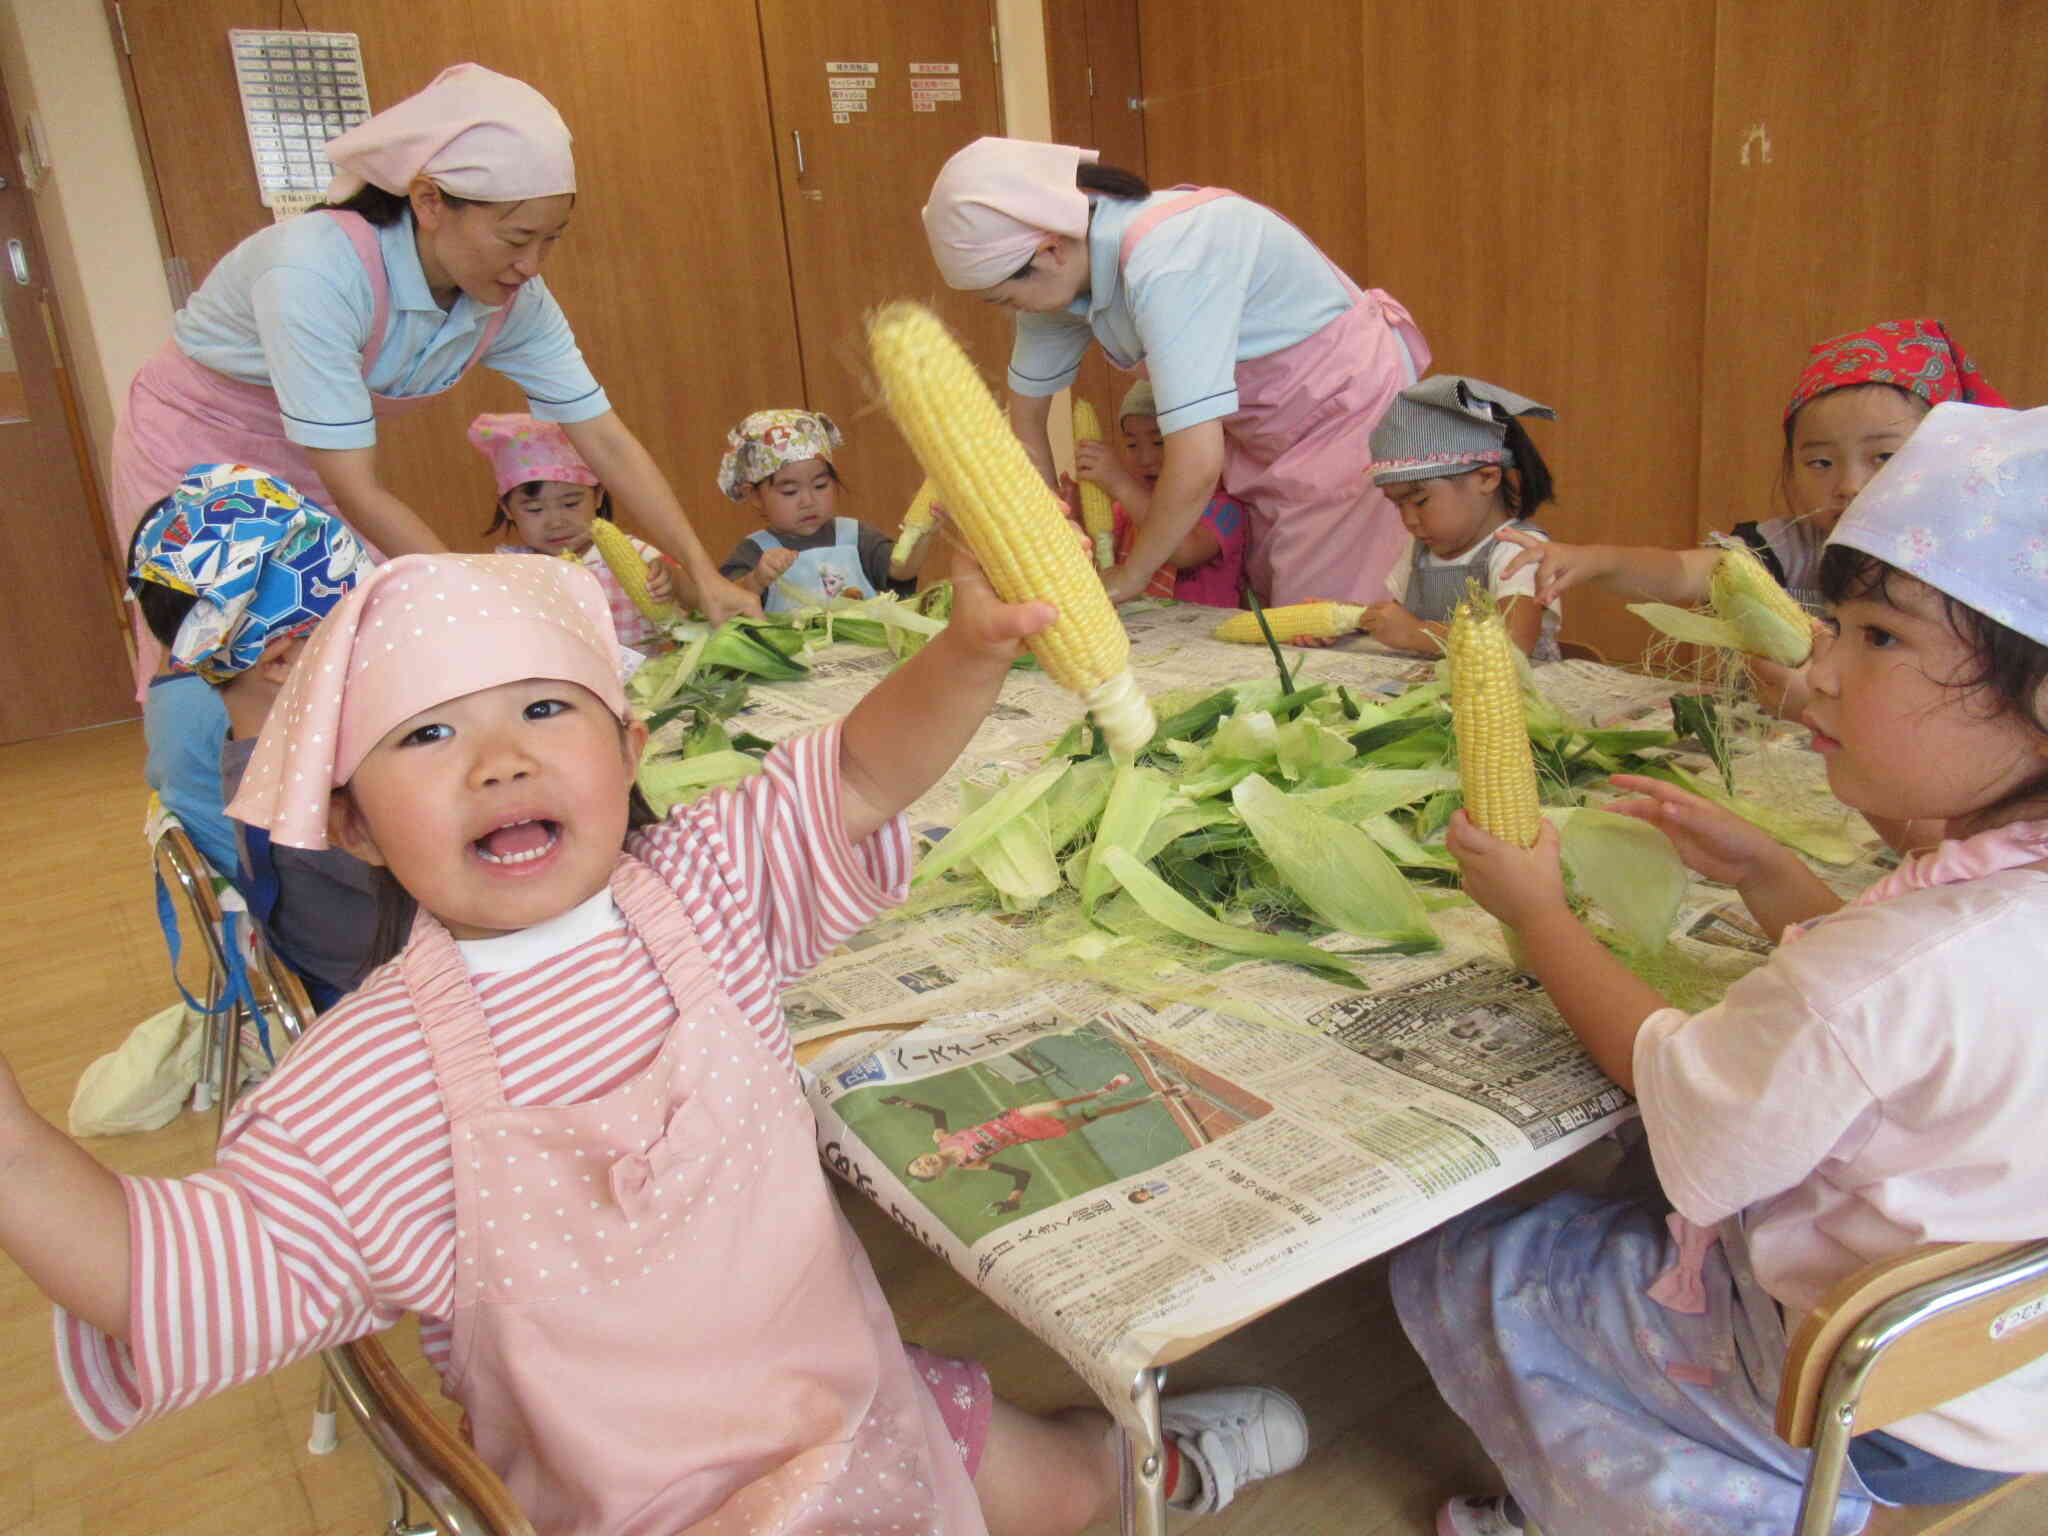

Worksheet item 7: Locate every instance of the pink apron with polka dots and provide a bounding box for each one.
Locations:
[406,855,985,1535]
[1116,188,1428,606]
[110,211,509,691]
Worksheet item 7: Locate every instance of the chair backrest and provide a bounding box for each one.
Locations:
[1778,1238,2048,1447]
[149,818,235,1013]
[324,1335,536,1536]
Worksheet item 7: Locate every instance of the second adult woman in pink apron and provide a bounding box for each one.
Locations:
[922,136,1429,607]
[110,63,756,692]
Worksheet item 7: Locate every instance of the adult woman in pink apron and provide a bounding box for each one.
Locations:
[110,62,756,698]
[922,137,1429,607]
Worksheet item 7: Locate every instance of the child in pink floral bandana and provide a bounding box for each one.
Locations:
[469,411,679,651]
[1405,404,2048,1536]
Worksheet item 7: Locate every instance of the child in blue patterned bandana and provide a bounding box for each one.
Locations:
[715,408,940,613]
[129,463,376,1000]
[1405,404,2048,1536]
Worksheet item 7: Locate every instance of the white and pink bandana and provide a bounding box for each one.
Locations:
[922,136,1099,290]
[324,63,574,204]
[227,554,625,850]
[1828,403,2048,645]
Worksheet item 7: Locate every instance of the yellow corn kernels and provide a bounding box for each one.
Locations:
[891,477,941,567]
[584,517,682,627]
[1211,603,1366,644]
[1710,544,1815,667]
[1447,584,1542,849]
[1069,396,1117,569]
[866,301,1154,757]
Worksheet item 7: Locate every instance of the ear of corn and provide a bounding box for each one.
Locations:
[1447,583,1542,848]
[1069,396,1117,569]
[1212,603,1366,644]
[1710,544,1815,666]
[891,477,940,567]
[583,517,685,628]
[867,301,1154,758]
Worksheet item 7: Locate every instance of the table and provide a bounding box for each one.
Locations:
[743,603,1881,1534]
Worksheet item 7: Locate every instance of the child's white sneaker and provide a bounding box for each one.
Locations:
[1437,1493,1537,1535]
[1160,1385,1308,1513]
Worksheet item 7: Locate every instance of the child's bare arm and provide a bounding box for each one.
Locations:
[0,1063,131,1339]
[741,547,796,595]
[1497,528,1719,608]
[838,547,1057,845]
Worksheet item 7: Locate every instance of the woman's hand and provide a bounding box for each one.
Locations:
[1073,439,1140,504]
[1446,811,1571,929]
[1602,773,1787,887]
[1495,527,1618,607]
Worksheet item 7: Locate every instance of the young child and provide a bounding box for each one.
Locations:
[129,463,376,1005]
[716,408,938,612]
[1400,403,2048,1536]
[887,1074,1189,1213]
[5,551,1305,1532]
[1351,375,1563,659]
[1497,317,2007,615]
[1072,380,1249,607]
[469,411,678,652]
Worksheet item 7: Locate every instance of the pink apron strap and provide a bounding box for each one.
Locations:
[1117,185,1238,266]
[400,910,509,1121]
[321,210,394,375]
[321,208,515,385]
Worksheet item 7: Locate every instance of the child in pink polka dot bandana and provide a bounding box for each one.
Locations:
[6,550,1307,1533]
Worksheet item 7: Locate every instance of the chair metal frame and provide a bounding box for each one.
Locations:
[1781,1239,2048,1536]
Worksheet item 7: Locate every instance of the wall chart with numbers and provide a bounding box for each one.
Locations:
[228,28,372,209]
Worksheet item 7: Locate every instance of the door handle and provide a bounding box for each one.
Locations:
[6,239,26,285]
[792,129,806,177]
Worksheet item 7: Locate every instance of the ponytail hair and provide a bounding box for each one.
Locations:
[316,183,478,226]
[1077,162,1150,200]
[1499,417,1555,520]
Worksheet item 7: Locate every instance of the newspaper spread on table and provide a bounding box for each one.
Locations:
[680,603,1886,1429]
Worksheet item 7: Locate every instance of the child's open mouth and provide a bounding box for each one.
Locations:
[474,818,562,866]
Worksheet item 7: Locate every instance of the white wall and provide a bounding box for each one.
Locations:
[0,0,170,491]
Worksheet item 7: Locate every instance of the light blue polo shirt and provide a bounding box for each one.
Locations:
[172,210,609,451]
[1006,192,1354,434]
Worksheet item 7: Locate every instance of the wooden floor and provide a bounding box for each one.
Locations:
[1,721,2040,1535]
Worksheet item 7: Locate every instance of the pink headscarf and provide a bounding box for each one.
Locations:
[922,136,1099,290]
[468,412,601,496]
[324,63,575,205]
[227,554,627,850]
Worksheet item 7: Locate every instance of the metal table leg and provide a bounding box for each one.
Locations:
[1118,1364,1168,1536]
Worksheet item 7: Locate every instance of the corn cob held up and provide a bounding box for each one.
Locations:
[1709,544,1815,667]
[582,517,686,629]
[1212,602,1365,645]
[1447,583,1542,849]
[867,301,1155,758]
[1069,396,1117,569]
[891,477,941,567]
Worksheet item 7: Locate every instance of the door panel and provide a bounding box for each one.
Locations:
[1701,0,2048,542]
[1045,0,1147,454]
[0,91,136,741]
[756,0,1009,541]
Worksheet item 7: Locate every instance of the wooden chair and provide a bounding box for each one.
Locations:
[1558,638,1610,665]
[146,810,262,1136]
[239,936,533,1535]
[1779,1239,2048,1536]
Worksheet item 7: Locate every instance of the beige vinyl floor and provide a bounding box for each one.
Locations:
[0,720,2038,1535]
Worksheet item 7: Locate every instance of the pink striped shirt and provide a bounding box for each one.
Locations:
[57,726,909,1440]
